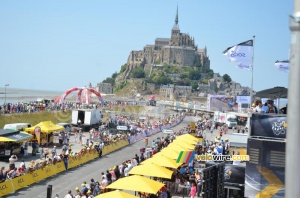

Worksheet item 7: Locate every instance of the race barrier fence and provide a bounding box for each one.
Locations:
[0,140,128,197]
[128,115,185,144]
[0,115,185,197]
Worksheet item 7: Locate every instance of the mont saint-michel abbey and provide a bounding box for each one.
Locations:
[127,7,210,71]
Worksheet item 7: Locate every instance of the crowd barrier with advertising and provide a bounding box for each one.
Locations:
[0,140,128,197]
[128,115,186,144]
[0,115,185,197]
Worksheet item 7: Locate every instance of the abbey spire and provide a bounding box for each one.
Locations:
[175,5,178,25]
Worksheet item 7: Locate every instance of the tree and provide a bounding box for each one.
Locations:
[188,70,201,80]
[120,64,127,73]
[111,72,118,79]
[152,74,173,85]
[180,73,188,79]
[102,77,115,86]
[223,74,232,83]
[191,81,198,91]
[131,67,145,78]
[194,61,202,67]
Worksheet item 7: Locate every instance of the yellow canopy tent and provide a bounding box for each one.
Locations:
[177,134,199,141]
[128,164,173,179]
[172,140,195,150]
[25,121,64,133]
[159,147,181,160]
[167,142,193,151]
[106,175,164,194]
[175,136,198,145]
[24,121,64,145]
[141,155,182,168]
[96,190,138,198]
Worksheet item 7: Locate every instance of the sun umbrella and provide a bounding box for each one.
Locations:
[159,148,181,160]
[178,134,199,141]
[171,140,195,150]
[141,154,182,168]
[167,142,193,151]
[175,136,198,144]
[96,190,138,198]
[106,175,164,194]
[128,164,173,179]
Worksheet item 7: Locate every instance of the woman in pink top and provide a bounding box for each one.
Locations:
[189,182,197,198]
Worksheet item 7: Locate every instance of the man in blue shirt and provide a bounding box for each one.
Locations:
[261,102,269,113]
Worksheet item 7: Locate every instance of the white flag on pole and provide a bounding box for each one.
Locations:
[223,40,253,71]
[275,60,289,72]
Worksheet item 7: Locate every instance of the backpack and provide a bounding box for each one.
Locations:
[166,191,172,198]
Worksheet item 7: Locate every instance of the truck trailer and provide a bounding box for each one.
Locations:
[71,109,102,131]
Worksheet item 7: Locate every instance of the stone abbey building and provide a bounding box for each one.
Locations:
[127,7,211,72]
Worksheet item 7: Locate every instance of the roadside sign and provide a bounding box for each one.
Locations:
[117,126,128,130]
[162,129,173,134]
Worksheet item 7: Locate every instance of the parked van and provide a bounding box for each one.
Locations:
[3,123,32,131]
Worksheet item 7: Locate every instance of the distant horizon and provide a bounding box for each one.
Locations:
[0,87,64,93]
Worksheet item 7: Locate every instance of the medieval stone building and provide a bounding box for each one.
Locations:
[126,6,210,72]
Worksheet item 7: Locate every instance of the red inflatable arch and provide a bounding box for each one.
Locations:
[59,87,104,104]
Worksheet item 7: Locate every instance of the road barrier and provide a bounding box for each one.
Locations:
[0,115,185,197]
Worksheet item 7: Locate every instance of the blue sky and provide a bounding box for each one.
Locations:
[0,0,293,92]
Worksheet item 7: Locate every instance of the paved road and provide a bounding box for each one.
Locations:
[5,117,195,198]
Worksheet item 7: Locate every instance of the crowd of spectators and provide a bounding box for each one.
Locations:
[0,113,184,185]
[0,98,146,114]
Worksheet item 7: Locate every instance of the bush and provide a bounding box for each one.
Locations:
[131,67,146,78]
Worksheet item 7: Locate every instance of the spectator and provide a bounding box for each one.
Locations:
[189,182,197,198]
[9,155,18,170]
[64,190,73,198]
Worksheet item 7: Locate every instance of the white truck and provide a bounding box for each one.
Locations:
[71,109,102,131]
[213,111,238,129]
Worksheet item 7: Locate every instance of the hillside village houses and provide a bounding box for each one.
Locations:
[159,73,251,100]
[94,83,113,94]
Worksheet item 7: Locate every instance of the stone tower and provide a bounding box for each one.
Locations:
[170,6,180,46]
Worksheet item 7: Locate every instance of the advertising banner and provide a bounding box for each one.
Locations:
[53,161,66,173]
[208,95,238,112]
[0,180,14,197]
[11,174,30,191]
[245,138,285,198]
[251,114,287,139]
[29,169,47,183]
[236,96,251,104]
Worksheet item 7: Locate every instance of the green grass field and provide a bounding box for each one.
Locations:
[0,106,145,128]
[0,111,72,128]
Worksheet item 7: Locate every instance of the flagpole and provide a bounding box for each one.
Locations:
[250,36,255,106]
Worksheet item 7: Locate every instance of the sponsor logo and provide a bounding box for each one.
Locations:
[57,164,62,168]
[272,120,287,136]
[32,173,38,178]
[196,154,250,161]
[230,52,246,57]
[278,64,289,70]
[224,169,232,180]
[18,178,25,185]
[245,40,252,45]
[0,184,8,190]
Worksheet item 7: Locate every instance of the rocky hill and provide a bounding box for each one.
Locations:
[105,63,215,97]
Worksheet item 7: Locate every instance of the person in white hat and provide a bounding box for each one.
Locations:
[224,138,230,155]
